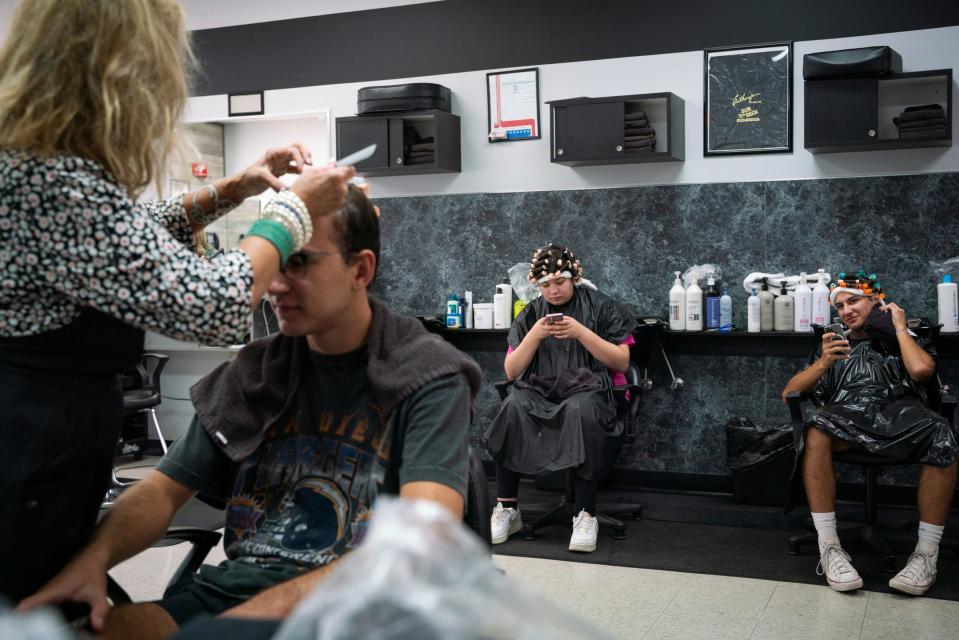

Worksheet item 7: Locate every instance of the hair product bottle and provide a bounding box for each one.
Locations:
[794,272,812,333]
[719,287,732,334]
[747,287,760,333]
[812,269,830,327]
[705,272,720,330]
[669,271,686,331]
[939,274,959,333]
[686,278,703,331]
[774,281,794,332]
[758,278,774,332]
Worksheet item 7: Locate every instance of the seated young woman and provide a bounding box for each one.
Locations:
[483,244,635,552]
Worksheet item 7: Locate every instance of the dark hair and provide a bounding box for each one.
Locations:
[330,184,380,285]
[528,243,582,282]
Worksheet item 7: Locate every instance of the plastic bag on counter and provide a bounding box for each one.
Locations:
[274,498,613,640]
[508,262,541,303]
[682,263,723,289]
[725,417,794,474]
[930,256,959,279]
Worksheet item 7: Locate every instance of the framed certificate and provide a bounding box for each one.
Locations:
[704,43,793,156]
[487,67,541,143]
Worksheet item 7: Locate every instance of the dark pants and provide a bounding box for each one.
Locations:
[0,364,122,602]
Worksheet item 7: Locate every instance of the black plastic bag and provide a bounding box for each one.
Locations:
[725,416,793,474]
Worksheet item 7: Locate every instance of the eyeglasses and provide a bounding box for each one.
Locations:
[281,249,351,279]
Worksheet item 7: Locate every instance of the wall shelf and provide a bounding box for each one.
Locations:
[336,109,460,176]
[805,69,952,154]
[548,92,685,166]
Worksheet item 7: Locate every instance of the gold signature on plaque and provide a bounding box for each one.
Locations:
[732,92,763,107]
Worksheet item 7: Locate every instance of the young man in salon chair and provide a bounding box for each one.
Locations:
[19,186,482,638]
[782,272,957,596]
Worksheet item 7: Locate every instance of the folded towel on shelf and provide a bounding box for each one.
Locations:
[624,146,654,153]
[408,150,435,158]
[624,133,656,143]
[899,127,948,140]
[624,126,655,136]
[898,107,945,123]
[894,117,947,130]
[624,111,647,121]
[406,155,435,165]
[625,139,656,149]
[410,142,435,152]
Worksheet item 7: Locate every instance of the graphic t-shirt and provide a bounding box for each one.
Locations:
[157,345,470,598]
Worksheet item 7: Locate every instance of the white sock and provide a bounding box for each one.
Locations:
[917,521,944,556]
[812,511,839,550]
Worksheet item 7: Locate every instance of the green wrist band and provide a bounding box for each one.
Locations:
[247,218,294,265]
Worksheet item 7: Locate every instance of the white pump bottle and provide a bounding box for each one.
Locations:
[669,271,686,331]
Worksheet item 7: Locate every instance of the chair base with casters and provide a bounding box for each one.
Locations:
[494,352,645,543]
[521,467,642,541]
[103,353,170,507]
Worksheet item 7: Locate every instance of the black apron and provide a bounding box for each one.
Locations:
[0,309,143,602]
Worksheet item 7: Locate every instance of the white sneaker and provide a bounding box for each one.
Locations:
[889,551,937,596]
[490,502,523,544]
[817,544,863,592]
[569,510,598,553]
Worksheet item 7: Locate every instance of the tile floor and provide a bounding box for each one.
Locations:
[108,459,959,639]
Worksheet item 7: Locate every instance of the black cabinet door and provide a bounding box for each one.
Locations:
[553,102,625,160]
[336,119,389,169]
[805,79,878,145]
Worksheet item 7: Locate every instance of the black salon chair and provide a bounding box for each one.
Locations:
[104,353,170,505]
[494,341,645,541]
[786,324,958,572]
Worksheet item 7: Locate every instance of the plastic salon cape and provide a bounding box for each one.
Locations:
[786,331,959,511]
[483,286,635,482]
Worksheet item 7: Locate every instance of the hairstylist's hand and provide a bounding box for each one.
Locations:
[550,316,585,341]
[817,331,850,370]
[290,165,356,221]
[17,551,111,631]
[231,143,314,197]
[880,301,908,332]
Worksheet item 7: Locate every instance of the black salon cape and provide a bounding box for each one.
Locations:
[785,333,959,512]
[483,286,635,481]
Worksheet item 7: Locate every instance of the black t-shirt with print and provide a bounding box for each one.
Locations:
[157,345,470,598]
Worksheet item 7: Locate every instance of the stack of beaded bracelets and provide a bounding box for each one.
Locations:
[245,189,314,265]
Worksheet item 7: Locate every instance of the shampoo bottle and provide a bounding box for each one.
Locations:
[939,274,959,333]
[686,278,703,331]
[446,293,462,328]
[794,272,812,333]
[774,282,794,332]
[758,278,774,331]
[719,287,732,333]
[747,287,760,333]
[669,271,686,331]
[812,269,830,327]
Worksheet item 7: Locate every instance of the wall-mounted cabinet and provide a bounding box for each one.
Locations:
[335,110,460,176]
[805,69,952,153]
[548,92,685,166]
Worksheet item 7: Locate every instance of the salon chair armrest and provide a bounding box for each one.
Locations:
[786,391,810,450]
[160,527,223,597]
[494,380,513,401]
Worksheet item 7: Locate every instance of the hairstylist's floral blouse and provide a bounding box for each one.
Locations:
[0,149,253,345]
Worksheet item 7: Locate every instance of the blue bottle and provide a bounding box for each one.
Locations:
[446,293,462,328]
[705,272,721,329]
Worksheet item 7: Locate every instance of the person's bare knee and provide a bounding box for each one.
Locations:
[805,427,833,454]
[100,602,179,640]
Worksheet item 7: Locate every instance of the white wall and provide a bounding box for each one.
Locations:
[187,25,959,198]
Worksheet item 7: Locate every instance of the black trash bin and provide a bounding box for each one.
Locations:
[726,417,794,506]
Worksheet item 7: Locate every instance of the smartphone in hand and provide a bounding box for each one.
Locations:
[825,322,846,339]
[545,313,564,325]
